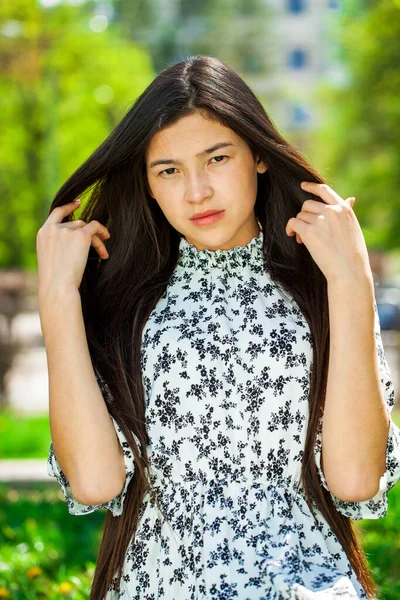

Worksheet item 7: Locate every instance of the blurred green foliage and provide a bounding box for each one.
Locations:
[1,0,399,273]
[112,0,271,74]
[313,0,400,250]
[0,0,154,270]
[356,483,400,599]
[0,409,50,459]
[0,482,104,599]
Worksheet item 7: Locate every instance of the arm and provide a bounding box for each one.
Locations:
[321,274,390,502]
[40,287,126,506]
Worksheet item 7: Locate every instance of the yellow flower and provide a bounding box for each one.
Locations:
[26,565,43,578]
[0,588,10,598]
[58,581,73,595]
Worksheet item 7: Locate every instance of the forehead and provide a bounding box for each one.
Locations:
[146,112,243,158]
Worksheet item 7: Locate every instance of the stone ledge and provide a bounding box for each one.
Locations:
[0,459,56,483]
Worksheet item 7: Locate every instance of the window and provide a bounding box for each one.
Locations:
[287,0,306,13]
[287,49,307,69]
[290,104,312,127]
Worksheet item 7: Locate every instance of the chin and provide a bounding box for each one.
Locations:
[186,229,238,251]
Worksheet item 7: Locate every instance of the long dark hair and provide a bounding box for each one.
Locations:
[48,55,376,599]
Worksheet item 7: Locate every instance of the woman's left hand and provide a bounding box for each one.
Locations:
[285,181,373,283]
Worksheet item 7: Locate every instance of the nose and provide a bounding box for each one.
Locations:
[184,169,213,204]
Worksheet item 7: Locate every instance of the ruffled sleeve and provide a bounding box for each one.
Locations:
[314,300,400,520]
[47,369,140,517]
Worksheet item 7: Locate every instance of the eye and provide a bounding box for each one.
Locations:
[210,155,228,164]
[159,167,178,176]
[158,155,228,176]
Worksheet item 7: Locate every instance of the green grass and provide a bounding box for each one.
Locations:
[0,409,50,459]
[0,483,105,599]
[356,483,400,600]
[355,407,400,600]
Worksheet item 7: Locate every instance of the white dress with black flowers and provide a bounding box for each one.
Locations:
[48,229,400,600]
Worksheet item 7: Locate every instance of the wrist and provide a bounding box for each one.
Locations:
[327,274,376,308]
[327,270,375,291]
[38,286,81,306]
[38,287,82,332]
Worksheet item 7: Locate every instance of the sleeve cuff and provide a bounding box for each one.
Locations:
[314,416,400,520]
[47,414,138,517]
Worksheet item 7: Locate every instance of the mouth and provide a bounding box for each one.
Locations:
[190,210,225,226]
[190,210,224,220]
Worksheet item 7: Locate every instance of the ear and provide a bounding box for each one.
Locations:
[256,157,268,174]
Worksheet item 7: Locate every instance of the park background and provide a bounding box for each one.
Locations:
[0,0,400,598]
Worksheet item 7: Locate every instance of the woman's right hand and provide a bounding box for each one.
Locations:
[36,200,111,298]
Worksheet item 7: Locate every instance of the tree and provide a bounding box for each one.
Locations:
[111,0,272,75]
[0,0,154,269]
[311,0,400,250]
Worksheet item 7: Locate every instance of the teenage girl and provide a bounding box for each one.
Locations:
[36,55,400,599]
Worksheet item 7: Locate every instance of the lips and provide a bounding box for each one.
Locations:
[191,210,223,220]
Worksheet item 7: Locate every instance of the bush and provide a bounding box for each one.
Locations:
[356,483,400,600]
[0,483,105,599]
[0,410,50,459]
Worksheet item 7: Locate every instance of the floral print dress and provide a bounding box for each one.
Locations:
[48,228,400,600]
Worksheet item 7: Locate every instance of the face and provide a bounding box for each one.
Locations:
[145,110,268,251]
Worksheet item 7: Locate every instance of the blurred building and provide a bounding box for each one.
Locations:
[246,0,348,139]
[115,0,348,146]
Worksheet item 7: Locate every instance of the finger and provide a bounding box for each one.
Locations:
[46,200,82,226]
[286,217,308,240]
[295,211,315,225]
[82,221,111,258]
[288,212,317,244]
[61,220,111,259]
[82,220,111,239]
[60,220,86,229]
[61,220,111,238]
[63,220,111,254]
[92,234,110,258]
[301,199,327,214]
[300,181,344,206]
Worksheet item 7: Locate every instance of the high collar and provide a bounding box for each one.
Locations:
[176,229,264,270]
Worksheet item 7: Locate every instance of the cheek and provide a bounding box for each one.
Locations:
[149,174,180,196]
[220,162,257,196]
[223,159,255,182]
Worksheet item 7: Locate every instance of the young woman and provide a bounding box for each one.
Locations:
[36,55,400,599]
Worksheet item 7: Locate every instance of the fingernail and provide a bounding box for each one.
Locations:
[74,199,81,204]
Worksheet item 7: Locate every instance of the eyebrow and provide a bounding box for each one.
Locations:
[148,142,235,169]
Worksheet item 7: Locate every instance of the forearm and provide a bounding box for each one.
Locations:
[39,289,125,504]
[322,275,390,502]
